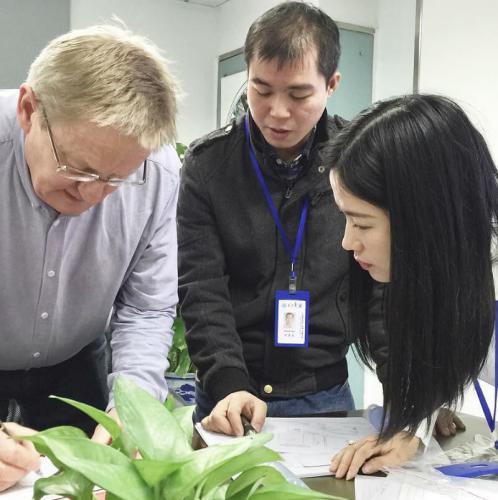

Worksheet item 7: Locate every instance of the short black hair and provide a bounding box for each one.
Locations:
[244,1,341,81]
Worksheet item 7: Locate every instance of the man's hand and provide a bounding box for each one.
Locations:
[434,408,465,437]
[330,431,421,480]
[91,408,120,445]
[0,422,40,492]
[201,391,267,436]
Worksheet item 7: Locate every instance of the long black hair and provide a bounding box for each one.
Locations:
[329,94,498,439]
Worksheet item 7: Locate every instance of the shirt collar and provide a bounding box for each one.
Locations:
[248,113,319,182]
[14,127,57,216]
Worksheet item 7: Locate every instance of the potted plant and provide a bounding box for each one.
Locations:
[166,316,196,406]
[19,378,342,500]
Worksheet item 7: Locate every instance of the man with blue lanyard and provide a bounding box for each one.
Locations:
[178,2,389,436]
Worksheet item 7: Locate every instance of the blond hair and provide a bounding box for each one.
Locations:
[27,24,178,149]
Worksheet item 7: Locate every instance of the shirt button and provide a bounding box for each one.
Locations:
[53,220,60,227]
[47,270,55,278]
[263,384,273,394]
[318,165,326,173]
[33,352,40,358]
[40,312,49,319]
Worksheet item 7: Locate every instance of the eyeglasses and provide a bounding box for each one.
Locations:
[43,110,147,187]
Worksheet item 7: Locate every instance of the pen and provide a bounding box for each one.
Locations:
[0,420,14,438]
[240,415,257,437]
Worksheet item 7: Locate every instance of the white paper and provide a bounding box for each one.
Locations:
[355,469,498,500]
[195,416,377,478]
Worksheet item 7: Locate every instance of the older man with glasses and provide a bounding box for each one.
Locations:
[0,25,180,492]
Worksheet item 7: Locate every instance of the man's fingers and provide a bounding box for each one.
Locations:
[0,429,41,492]
[226,408,244,437]
[3,422,37,437]
[91,424,112,445]
[0,462,29,492]
[201,411,233,435]
[248,401,267,432]
[0,434,40,472]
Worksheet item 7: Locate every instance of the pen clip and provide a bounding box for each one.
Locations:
[241,415,257,437]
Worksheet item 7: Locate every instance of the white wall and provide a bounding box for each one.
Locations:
[419,0,498,161]
[373,0,416,101]
[71,0,218,146]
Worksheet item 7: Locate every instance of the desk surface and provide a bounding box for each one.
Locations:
[303,411,490,499]
[193,410,490,499]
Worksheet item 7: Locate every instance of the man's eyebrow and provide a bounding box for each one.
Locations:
[250,77,313,91]
[251,77,271,86]
[58,145,108,176]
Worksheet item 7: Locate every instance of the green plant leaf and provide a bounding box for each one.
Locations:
[50,395,122,440]
[47,396,136,458]
[226,465,286,498]
[112,428,137,458]
[200,446,280,497]
[249,482,342,499]
[176,142,188,161]
[175,351,193,376]
[172,405,195,444]
[114,377,191,461]
[19,426,87,470]
[161,433,275,498]
[28,434,151,500]
[168,316,195,374]
[194,483,229,500]
[164,394,177,411]
[105,493,122,500]
[132,457,190,486]
[33,468,93,500]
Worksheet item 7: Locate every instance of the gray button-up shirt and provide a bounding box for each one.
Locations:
[0,90,179,402]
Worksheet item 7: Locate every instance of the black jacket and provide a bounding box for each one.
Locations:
[178,112,387,402]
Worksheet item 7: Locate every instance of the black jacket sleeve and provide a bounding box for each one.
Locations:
[177,148,252,402]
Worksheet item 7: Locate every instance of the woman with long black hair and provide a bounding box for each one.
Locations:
[328,94,498,479]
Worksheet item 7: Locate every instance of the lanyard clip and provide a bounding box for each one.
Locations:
[289,270,297,294]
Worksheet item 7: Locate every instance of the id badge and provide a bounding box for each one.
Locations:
[274,290,310,347]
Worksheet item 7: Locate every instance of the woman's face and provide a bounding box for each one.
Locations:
[330,171,391,283]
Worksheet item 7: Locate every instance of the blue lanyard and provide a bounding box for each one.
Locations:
[244,114,309,293]
[473,300,498,449]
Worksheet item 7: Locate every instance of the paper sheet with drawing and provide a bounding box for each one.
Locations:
[195,416,377,478]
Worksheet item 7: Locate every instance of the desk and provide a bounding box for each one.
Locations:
[304,411,490,499]
[193,411,490,500]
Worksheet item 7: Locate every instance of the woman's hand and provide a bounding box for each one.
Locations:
[434,408,465,437]
[330,431,421,480]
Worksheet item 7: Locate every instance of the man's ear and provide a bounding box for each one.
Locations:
[17,84,39,134]
[326,72,341,96]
